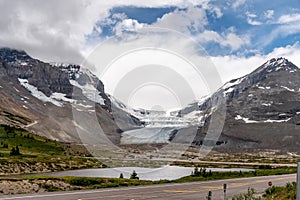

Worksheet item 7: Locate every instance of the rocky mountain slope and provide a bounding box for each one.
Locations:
[0,48,141,143]
[177,58,300,153]
[0,47,299,153]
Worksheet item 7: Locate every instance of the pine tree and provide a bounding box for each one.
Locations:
[130,170,139,179]
[10,145,21,156]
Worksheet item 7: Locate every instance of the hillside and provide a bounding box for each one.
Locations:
[0,48,141,144]
[176,58,300,153]
[0,124,103,175]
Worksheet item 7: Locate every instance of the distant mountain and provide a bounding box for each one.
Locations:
[176,58,300,153]
[0,48,141,143]
[1,47,299,153]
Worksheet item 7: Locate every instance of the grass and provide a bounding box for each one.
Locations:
[170,167,297,183]
[263,182,296,200]
[0,124,104,174]
[232,182,297,200]
[0,125,64,157]
[0,166,296,193]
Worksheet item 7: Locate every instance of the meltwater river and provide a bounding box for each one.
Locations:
[49,166,253,181]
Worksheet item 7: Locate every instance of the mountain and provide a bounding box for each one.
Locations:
[176,58,300,153]
[0,48,141,143]
[0,47,299,154]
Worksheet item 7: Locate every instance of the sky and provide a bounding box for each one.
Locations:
[0,0,300,110]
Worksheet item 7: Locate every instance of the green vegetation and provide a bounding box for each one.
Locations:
[0,176,153,193]
[130,170,139,179]
[171,167,296,183]
[232,188,262,200]
[64,176,149,189]
[0,125,63,157]
[0,167,296,195]
[0,124,103,174]
[232,182,297,200]
[263,182,296,200]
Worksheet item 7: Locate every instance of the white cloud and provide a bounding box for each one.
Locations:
[197,28,250,50]
[221,32,249,50]
[153,6,208,33]
[115,19,144,35]
[210,6,223,18]
[0,0,110,63]
[0,0,212,64]
[212,42,300,84]
[84,29,220,109]
[247,19,262,26]
[232,0,246,9]
[260,22,300,47]
[277,13,300,24]
[264,10,274,19]
[245,11,257,18]
[245,11,262,26]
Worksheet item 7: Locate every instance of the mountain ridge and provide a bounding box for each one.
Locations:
[0,47,299,153]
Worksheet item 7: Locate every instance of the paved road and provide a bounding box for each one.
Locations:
[0,174,296,200]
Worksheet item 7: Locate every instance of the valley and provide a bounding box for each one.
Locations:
[0,48,299,198]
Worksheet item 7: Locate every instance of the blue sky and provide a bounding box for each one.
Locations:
[86,0,300,58]
[1,0,300,109]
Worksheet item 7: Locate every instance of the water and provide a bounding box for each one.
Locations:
[49,166,253,181]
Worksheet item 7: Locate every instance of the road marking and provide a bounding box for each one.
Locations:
[200,186,222,189]
[1,174,295,200]
[163,189,199,193]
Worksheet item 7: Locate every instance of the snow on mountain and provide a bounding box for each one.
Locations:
[70,80,105,105]
[18,78,63,107]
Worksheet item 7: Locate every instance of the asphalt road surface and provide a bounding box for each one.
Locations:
[0,174,296,200]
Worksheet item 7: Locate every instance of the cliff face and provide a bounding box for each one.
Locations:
[175,58,300,153]
[0,48,141,144]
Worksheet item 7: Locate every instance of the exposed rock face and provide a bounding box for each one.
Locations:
[0,48,141,144]
[177,58,300,153]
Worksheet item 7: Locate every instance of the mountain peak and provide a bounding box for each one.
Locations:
[0,47,32,63]
[260,57,298,73]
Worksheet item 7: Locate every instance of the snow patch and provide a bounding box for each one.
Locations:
[279,113,287,116]
[70,80,105,105]
[76,103,93,108]
[221,77,245,96]
[14,87,20,92]
[257,86,270,89]
[51,92,75,103]
[222,77,245,90]
[235,115,258,123]
[235,114,291,123]
[20,62,28,66]
[224,87,234,95]
[262,103,272,106]
[264,118,291,123]
[18,78,63,107]
[280,86,295,92]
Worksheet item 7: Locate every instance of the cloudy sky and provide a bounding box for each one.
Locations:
[1,0,300,110]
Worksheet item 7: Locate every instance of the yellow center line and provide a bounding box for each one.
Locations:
[163,189,200,193]
[80,176,295,200]
[200,185,223,189]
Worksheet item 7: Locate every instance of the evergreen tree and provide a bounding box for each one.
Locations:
[10,145,21,156]
[130,170,139,179]
[208,170,212,177]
